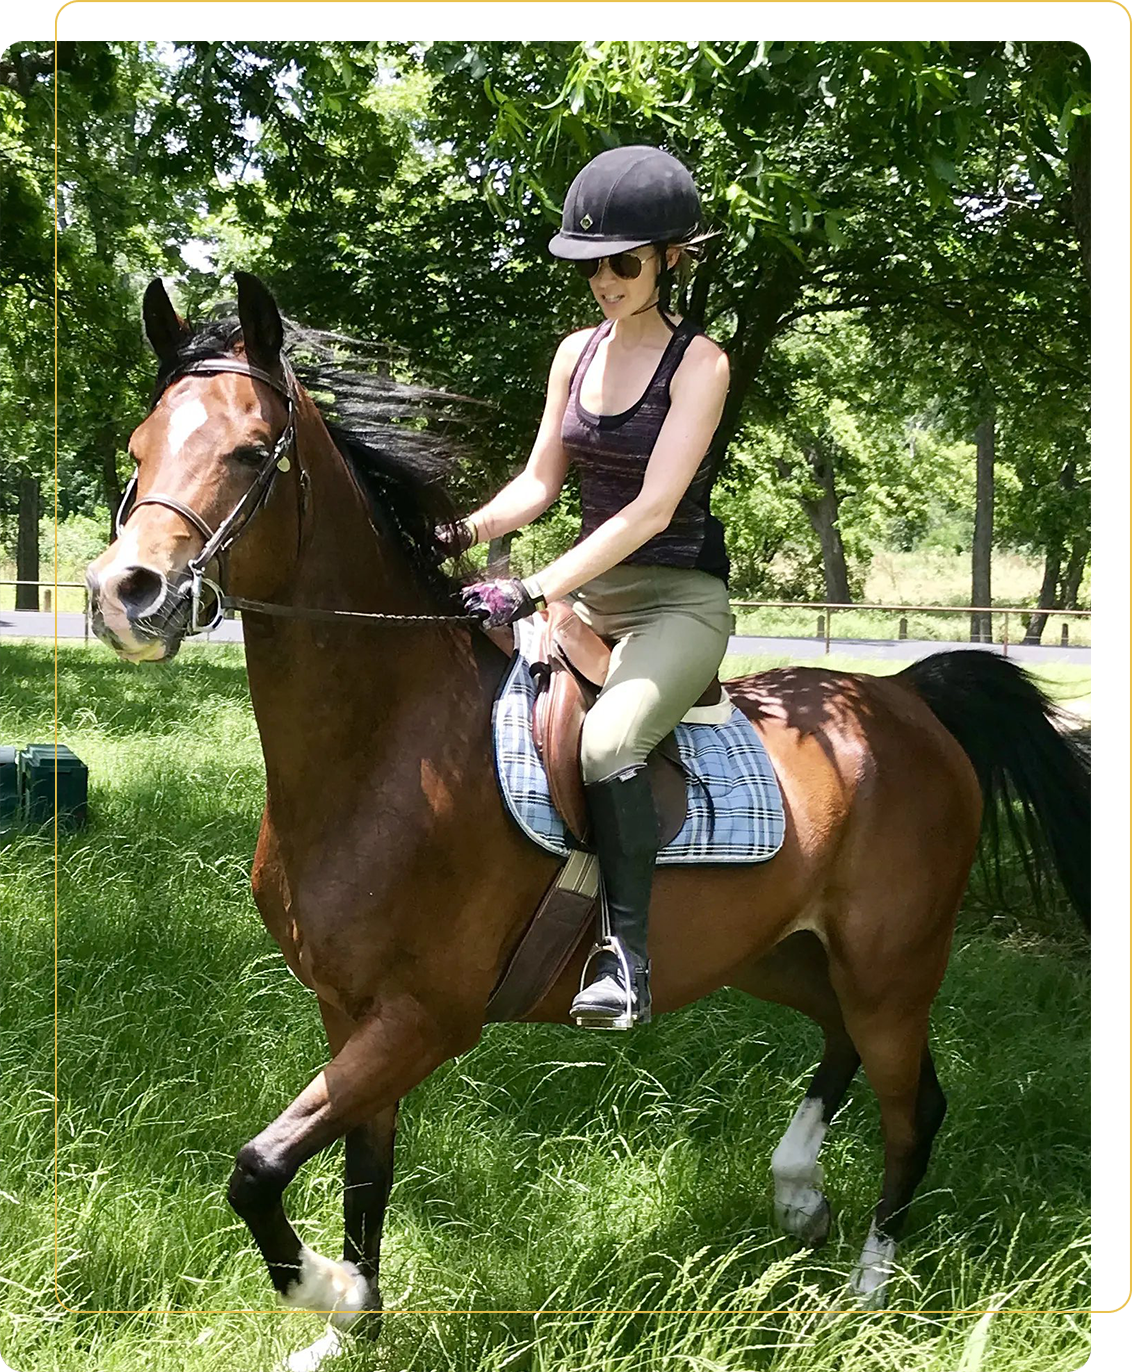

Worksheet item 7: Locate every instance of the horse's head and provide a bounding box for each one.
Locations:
[87,272,300,662]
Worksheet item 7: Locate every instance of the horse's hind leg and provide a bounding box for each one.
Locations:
[841,1013,948,1307]
[732,932,859,1247]
[771,1031,860,1245]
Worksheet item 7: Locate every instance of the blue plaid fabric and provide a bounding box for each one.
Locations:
[491,652,785,865]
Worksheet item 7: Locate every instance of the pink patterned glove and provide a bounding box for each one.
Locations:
[460,577,539,628]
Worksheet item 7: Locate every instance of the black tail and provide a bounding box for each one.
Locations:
[900,651,1090,927]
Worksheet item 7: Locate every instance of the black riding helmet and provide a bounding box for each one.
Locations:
[549,146,715,328]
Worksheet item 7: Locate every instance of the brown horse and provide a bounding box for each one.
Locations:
[87,274,1088,1351]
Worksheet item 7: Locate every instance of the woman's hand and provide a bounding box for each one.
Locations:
[460,578,540,628]
[434,517,477,559]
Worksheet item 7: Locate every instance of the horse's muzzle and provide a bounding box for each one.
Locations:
[86,562,193,661]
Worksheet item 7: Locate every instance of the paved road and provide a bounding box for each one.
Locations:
[0,610,245,643]
[3,609,1090,665]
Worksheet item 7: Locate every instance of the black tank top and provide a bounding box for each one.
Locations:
[560,317,730,585]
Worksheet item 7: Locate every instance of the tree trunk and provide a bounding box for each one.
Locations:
[1068,116,1090,275]
[970,402,995,643]
[798,441,852,604]
[687,256,713,324]
[16,475,40,610]
[1023,546,1062,645]
[1061,533,1088,609]
[714,259,803,460]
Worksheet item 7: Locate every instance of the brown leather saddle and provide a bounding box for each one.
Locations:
[528,601,724,849]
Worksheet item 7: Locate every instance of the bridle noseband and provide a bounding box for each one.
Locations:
[115,353,479,635]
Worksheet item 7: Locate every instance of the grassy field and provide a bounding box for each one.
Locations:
[0,643,1089,1372]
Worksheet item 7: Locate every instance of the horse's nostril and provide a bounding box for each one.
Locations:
[105,564,167,618]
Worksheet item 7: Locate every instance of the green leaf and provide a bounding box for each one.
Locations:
[964,66,990,107]
[930,152,956,185]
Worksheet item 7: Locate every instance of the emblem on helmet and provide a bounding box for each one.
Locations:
[580,213,593,230]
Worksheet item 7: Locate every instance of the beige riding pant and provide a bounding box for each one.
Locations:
[565,563,733,785]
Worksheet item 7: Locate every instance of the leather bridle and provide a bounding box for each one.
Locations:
[115,354,479,635]
[116,356,298,634]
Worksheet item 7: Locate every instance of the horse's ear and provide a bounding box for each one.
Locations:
[142,278,190,362]
[234,271,283,370]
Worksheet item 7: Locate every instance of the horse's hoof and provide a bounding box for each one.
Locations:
[849,1222,896,1308]
[343,1290,383,1340]
[775,1190,831,1247]
[798,1195,831,1247]
[274,1329,343,1372]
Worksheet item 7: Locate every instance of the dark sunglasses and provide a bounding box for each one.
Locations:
[573,250,653,281]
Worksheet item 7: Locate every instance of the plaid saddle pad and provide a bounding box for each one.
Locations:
[491,651,786,865]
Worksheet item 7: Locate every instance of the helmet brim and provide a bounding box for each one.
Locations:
[548,229,720,260]
[548,232,655,260]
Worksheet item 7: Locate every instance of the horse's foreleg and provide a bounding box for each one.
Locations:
[317,1000,399,1321]
[343,1107,398,1296]
[228,997,461,1326]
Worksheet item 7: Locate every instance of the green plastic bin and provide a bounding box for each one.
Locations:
[18,743,88,830]
[0,746,20,833]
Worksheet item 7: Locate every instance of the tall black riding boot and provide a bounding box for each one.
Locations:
[569,764,660,1030]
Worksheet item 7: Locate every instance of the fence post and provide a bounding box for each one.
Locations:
[1001,611,1009,657]
[825,609,832,655]
[816,614,824,640]
[1061,623,1069,647]
[898,616,908,640]
[44,588,51,613]
[84,586,90,645]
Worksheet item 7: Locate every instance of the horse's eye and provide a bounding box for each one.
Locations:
[232,445,270,467]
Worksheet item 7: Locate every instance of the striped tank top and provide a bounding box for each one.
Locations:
[561,316,730,585]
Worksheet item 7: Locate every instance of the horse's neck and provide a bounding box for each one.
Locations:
[241,401,503,820]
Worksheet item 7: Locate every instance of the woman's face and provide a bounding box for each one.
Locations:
[588,245,681,319]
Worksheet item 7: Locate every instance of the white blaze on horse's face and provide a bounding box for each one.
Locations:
[165,396,209,455]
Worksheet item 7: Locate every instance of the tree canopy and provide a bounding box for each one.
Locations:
[0,39,1089,620]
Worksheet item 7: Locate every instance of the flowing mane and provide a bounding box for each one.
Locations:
[153,312,480,611]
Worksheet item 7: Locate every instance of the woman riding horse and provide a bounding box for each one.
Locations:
[456,146,731,1030]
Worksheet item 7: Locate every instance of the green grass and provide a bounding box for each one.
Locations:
[0,643,1089,1371]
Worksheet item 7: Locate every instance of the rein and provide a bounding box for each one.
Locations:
[116,355,480,632]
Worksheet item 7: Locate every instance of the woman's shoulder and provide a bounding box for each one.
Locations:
[558,324,602,359]
[678,320,727,363]
[549,326,602,382]
[672,324,730,398]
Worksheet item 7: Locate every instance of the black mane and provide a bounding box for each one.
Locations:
[154,313,480,612]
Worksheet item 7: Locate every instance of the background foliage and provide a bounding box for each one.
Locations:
[0,40,1089,617]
